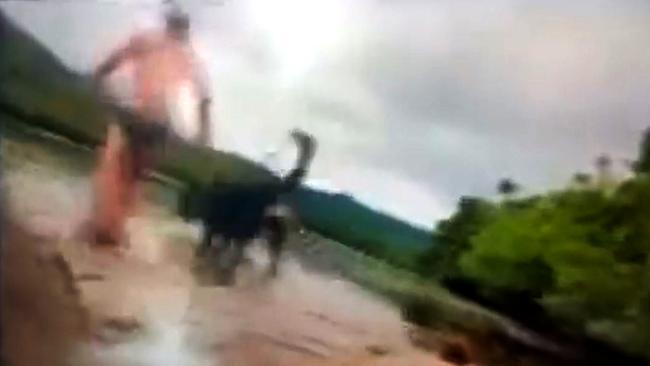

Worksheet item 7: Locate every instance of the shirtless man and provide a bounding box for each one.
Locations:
[91,5,212,247]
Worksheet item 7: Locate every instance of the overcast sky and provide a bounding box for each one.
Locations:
[2,0,650,229]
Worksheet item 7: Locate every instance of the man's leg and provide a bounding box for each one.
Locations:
[127,124,168,215]
[126,139,158,216]
[93,122,130,246]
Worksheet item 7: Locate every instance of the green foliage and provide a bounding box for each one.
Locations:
[634,128,650,174]
[416,197,496,279]
[424,173,650,357]
[413,127,650,358]
[460,207,553,293]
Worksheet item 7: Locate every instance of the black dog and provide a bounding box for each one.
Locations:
[180,130,316,284]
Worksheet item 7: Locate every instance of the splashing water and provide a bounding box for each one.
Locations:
[80,319,212,366]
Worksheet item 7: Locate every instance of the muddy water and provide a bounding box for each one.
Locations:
[61,213,443,366]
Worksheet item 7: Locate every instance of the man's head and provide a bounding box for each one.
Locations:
[165,5,190,41]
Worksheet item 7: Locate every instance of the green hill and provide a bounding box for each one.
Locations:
[290,188,431,254]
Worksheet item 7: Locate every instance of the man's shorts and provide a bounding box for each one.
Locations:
[109,106,169,153]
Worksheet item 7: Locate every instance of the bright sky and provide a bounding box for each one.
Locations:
[2,0,650,229]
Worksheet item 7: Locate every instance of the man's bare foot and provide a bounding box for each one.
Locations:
[73,220,95,242]
[110,245,128,258]
[91,229,131,258]
[94,230,119,246]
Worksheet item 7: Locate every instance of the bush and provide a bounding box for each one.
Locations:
[415,131,650,359]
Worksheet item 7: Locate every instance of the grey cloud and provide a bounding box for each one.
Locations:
[325,0,650,204]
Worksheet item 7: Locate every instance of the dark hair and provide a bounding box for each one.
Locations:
[165,5,190,31]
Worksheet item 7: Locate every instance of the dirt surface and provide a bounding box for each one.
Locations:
[2,134,454,366]
[1,221,89,366]
[63,213,446,366]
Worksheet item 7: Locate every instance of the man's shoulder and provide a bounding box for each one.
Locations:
[127,30,165,50]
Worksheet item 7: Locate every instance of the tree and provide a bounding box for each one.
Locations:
[497,178,519,198]
[572,172,592,187]
[416,197,495,279]
[595,154,615,189]
[634,127,650,174]
[458,186,649,355]
[596,154,612,169]
[418,129,650,358]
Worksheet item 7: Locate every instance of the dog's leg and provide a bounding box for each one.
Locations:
[213,237,231,285]
[264,216,286,278]
[195,225,213,257]
[268,235,282,278]
[230,239,246,272]
[212,236,230,270]
[217,239,246,286]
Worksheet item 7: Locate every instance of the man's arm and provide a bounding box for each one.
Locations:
[92,36,141,89]
[198,97,212,146]
[192,53,213,147]
[93,50,127,90]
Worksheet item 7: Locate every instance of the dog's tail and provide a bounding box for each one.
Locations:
[280,129,317,192]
